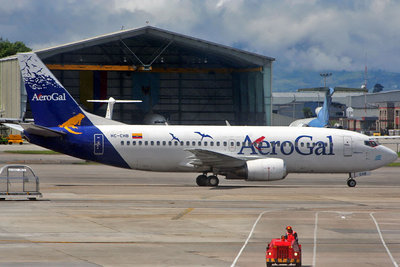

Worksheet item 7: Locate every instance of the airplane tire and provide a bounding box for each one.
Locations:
[196,175,208,186]
[347,178,356,187]
[207,175,219,187]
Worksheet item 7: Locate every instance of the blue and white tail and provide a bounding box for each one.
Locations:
[17,53,93,128]
[308,87,334,127]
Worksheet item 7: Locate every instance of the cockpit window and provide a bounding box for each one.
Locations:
[364,140,379,147]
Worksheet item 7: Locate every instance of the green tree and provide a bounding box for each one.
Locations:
[373,83,384,93]
[0,38,31,58]
[303,107,313,118]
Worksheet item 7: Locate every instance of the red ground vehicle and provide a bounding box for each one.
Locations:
[266,237,301,267]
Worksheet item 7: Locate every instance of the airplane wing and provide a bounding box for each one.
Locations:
[186,149,246,169]
[289,118,313,127]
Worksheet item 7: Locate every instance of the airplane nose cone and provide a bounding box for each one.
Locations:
[384,147,398,165]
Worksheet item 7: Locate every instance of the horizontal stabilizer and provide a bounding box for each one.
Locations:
[20,123,66,137]
[2,123,24,132]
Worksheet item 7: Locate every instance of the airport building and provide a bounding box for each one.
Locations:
[273,90,400,135]
[344,90,400,134]
[0,26,274,126]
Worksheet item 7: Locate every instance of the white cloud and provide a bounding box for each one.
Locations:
[1,0,400,72]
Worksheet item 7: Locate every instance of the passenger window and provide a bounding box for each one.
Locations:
[150,141,154,146]
[224,141,227,146]
[132,141,136,145]
[180,141,184,146]
[210,141,214,146]
[192,141,196,146]
[168,141,172,146]
[204,142,208,146]
[163,141,166,146]
[145,141,148,146]
[174,141,178,146]
[186,141,190,146]
[216,141,220,146]
[231,142,234,147]
[156,141,160,146]
[127,141,130,145]
[139,141,142,145]
[198,141,201,146]
[121,141,124,146]
[237,141,240,146]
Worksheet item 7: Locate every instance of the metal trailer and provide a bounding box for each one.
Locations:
[0,165,42,200]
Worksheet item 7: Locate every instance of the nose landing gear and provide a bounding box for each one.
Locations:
[196,174,219,187]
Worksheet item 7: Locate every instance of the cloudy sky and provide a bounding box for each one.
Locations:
[1,0,399,72]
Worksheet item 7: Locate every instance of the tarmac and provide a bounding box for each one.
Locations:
[0,143,399,266]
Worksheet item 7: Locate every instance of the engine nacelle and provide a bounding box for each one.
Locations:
[246,158,287,181]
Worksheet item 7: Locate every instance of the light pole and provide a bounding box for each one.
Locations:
[320,72,332,87]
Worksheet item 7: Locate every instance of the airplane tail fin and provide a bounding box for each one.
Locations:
[308,87,333,127]
[17,53,92,128]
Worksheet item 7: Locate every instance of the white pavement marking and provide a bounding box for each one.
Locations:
[230,210,270,267]
[370,212,399,267]
[312,212,319,267]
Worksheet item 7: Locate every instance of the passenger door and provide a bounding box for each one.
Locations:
[343,136,352,157]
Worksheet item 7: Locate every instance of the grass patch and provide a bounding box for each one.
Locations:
[4,150,60,155]
[387,162,400,167]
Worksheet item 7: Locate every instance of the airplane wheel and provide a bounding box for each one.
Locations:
[207,175,219,187]
[196,175,208,186]
[347,178,356,187]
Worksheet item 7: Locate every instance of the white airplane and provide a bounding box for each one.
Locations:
[4,53,398,187]
[289,87,367,127]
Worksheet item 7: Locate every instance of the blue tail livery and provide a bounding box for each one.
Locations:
[16,53,129,168]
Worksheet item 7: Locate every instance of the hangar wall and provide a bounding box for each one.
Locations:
[0,57,25,120]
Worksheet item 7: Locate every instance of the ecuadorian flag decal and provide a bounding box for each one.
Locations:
[132,133,143,139]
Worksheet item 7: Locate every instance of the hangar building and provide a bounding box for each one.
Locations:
[0,26,274,126]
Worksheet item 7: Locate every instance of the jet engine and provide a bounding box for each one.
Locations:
[225,158,287,181]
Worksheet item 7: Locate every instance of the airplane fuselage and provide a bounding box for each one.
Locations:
[26,125,396,174]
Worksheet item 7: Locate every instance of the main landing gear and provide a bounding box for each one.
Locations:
[196,174,219,187]
[347,178,357,187]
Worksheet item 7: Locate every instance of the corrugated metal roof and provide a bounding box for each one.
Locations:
[350,90,400,108]
[0,55,17,62]
[34,26,274,66]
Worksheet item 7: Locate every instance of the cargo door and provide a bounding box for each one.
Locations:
[343,136,352,157]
